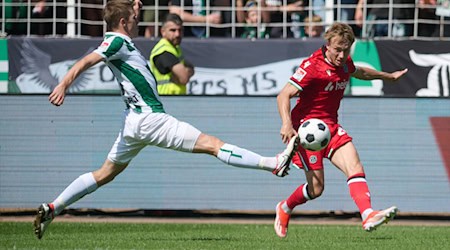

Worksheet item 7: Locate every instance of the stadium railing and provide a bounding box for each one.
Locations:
[1,0,449,40]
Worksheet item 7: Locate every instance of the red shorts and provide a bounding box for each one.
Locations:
[292,123,352,171]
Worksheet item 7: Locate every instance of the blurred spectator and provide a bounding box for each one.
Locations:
[81,0,103,37]
[213,0,233,37]
[264,0,307,38]
[4,0,28,35]
[312,0,326,21]
[240,0,270,38]
[236,0,270,23]
[336,0,361,36]
[31,0,52,35]
[355,0,415,37]
[169,0,222,37]
[303,14,323,37]
[55,0,67,35]
[141,0,170,37]
[420,0,450,37]
[4,0,66,36]
[418,0,439,37]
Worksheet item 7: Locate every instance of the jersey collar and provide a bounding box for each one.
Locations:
[321,45,337,67]
[105,32,132,42]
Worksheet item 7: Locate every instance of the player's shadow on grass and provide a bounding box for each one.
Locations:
[190,237,234,241]
[369,236,395,240]
[148,237,235,241]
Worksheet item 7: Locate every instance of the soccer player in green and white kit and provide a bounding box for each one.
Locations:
[34,0,299,239]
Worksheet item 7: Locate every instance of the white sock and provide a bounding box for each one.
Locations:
[281,201,292,214]
[217,143,264,170]
[51,172,98,215]
[361,208,374,221]
[258,157,277,171]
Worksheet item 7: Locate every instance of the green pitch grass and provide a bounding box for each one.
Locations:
[1,221,450,250]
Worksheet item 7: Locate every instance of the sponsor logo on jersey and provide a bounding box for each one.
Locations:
[293,67,307,81]
[125,94,139,105]
[101,42,109,47]
[324,80,349,91]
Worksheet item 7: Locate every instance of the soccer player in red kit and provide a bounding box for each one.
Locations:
[274,22,408,238]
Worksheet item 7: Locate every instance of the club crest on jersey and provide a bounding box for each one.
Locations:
[343,64,348,73]
[293,67,307,81]
[101,42,109,47]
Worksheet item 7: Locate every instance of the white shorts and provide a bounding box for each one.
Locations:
[107,109,201,165]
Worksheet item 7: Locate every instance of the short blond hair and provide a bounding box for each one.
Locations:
[103,0,134,31]
[324,22,355,46]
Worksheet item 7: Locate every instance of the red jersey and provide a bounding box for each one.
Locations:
[289,46,356,129]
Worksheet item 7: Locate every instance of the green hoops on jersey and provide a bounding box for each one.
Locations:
[94,32,165,113]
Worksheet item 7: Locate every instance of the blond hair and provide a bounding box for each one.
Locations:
[324,22,355,46]
[103,0,134,31]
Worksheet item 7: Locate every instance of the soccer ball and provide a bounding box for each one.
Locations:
[298,118,331,151]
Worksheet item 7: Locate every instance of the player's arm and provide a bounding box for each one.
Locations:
[49,52,103,106]
[277,83,300,144]
[351,66,408,82]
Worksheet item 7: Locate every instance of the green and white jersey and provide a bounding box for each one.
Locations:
[94,32,165,113]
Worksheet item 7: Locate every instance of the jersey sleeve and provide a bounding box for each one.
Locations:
[93,36,125,61]
[288,60,315,91]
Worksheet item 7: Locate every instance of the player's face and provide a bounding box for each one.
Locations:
[325,36,352,67]
[124,9,139,38]
[162,21,183,46]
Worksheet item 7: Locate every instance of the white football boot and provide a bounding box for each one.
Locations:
[273,136,300,177]
[362,206,398,232]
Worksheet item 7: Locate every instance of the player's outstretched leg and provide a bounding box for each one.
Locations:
[362,206,398,232]
[272,136,300,177]
[274,200,291,238]
[34,203,54,239]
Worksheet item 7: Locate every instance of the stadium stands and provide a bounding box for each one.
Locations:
[1,0,449,39]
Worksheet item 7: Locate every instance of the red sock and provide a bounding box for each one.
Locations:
[48,203,55,218]
[286,183,311,210]
[347,173,372,214]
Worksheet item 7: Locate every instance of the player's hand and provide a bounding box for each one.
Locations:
[280,124,297,144]
[389,68,408,81]
[49,84,67,106]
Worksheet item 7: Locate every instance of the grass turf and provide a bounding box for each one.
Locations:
[1,221,450,249]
